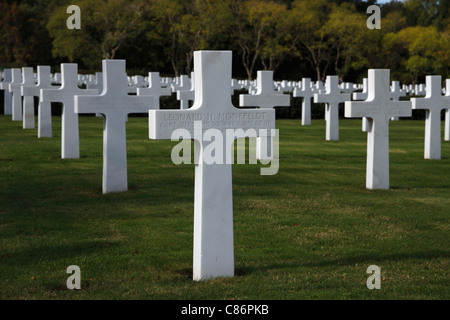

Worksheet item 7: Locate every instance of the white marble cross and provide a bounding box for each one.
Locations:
[445,79,450,142]
[172,75,192,109]
[390,81,406,121]
[231,79,243,95]
[411,76,449,160]
[278,80,294,93]
[176,72,195,110]
[353,78,370,131]
[22,66,56,137]
[75,60,154,194]
[52,73,61,85]
[293,78,315,126]
[41,64,98,159]
[340,82,356,94]
[18,68,37,129]
[345,69,412,190]
[129,75,147,90]
[415,83,426,96]
[315,80,325,94]
[239,70,290,160]
[149,51,275,281]
[0,69,12,115]
[137,72,172,109]
[86,72,103,92]
[9,68,23,121]
[314,75,351,141]
[390,81,406,102]
[353,78,368,101]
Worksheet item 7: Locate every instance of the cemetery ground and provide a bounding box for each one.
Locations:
[0,115,448,300]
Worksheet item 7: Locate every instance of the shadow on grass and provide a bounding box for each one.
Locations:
[294,250,448,269]
[231,250,450,276]
[1,240,118,265]
[174,267,250,280]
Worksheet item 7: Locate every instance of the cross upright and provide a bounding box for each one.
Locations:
[86,72,103,92]
[445,79,450,142]
[314,80,324,94]
[411,76,449,160]
[22,66,56,137]
[0,69,13,115]
[75,60,155,194]
[353,78,368,101]
[40,64,98,159]
[86,72,104,119]
[149,51,275,281]
[239,70,290,160]
[176,72,195,110]
[172,74,192,109]
[130,75,147,89]
[9,68,23,121]
[353,78,370,131]
[314,75,351,141]
[293,78,315,126]
[390,81,406,121]
[17,67,36,129]
[137,72,172,109]
[345,69,412,190]
[231,78,243,95]
[390,81,406,102]
[341,82,356,94]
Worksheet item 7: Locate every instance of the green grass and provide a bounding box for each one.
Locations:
[0,115,449,300]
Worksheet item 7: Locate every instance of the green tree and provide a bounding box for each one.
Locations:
[47,0,142,71]
[0,1,53,67]
[324,3,370,77]
[231,0,291,80]
[383,25,449,83]
[290,0,333,81]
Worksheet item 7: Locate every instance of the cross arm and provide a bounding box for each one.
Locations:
[149,108,275,140]
[22,86,40,97]
[239,93,290,109]
[345,100,411,119]
[75,94,154,115]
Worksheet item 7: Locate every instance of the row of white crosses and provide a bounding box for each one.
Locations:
[0,55,283,282]
[2,65,449,177]
[1,61,449,281]
[314,76,351,140]
[2,65,450,162]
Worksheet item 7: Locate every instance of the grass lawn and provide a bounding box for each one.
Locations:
[0,115,449,300]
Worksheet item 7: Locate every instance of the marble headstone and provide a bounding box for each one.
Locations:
[75,60,155,194]
[9,68,23,121]
[345,69,412,190]
[149,51,275,281]
[22,66,56,137]
[41,64,98,159]
[239,70,290,160]
[314,76,351,141]
[0,69,12,115]
[411,76,448,160]
[293,78,315,126]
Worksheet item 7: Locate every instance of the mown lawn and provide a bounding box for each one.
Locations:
[0,115,448,300]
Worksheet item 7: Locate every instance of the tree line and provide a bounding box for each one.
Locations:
[1,0,449,84]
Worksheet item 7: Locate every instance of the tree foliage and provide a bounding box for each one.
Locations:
[0,0,449,83]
